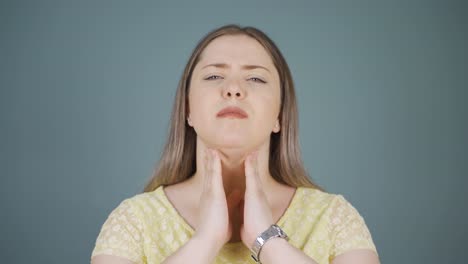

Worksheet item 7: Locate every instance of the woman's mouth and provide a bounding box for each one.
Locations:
[216,106,248,119]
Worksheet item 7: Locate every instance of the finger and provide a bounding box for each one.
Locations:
[244,152,254,190]
[203,148,213,192]
[245,151,261,192]
[211,149,224,195]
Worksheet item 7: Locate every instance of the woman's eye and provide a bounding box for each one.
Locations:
[249,77,266,83]
[205,75,223,80]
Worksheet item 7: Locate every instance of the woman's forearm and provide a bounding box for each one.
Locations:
[161,236,319,264]
[259,238,319,264]
[161,235,220,264]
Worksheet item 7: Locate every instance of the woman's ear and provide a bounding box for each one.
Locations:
[187,114,193,127]
[272,119,280,133]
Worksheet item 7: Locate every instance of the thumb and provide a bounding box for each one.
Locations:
[245,151,260,192]
[210,149,224,195]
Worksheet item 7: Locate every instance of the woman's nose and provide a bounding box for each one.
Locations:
[222,79,245,99]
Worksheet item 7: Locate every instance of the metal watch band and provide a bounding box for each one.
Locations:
[250,224,289,263]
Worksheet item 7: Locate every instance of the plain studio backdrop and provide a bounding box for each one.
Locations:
[1,0,466,263]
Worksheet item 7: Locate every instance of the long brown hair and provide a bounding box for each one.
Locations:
[143,24,324,192]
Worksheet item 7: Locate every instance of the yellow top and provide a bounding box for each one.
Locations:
[91,186,378,264]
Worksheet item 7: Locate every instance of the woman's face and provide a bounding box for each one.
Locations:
[188,34,281,150]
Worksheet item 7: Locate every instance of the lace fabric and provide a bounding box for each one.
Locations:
[91,199,145,264]
[328,195,377,259]
[91,187,378,264]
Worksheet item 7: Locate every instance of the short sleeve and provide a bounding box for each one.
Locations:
[328,195,378,259]
[91,199,145,263]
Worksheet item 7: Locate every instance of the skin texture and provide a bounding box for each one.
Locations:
[91,34,380,264]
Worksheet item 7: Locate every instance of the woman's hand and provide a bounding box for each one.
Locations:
[193,149,233,249]
[240,151,274,248]
[193,148,274,250]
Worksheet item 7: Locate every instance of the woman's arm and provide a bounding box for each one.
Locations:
[91,254,135,264]
[259,238,319,264]
[92,236,220,264]
[90,149,221,264]
[161,235,221,264]
[159,149,233,263]
[331,249,380,264]
[260,238,380,264]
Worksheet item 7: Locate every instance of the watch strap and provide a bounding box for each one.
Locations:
[250,224,289,263]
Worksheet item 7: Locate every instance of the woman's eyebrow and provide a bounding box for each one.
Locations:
[201,63,271,73]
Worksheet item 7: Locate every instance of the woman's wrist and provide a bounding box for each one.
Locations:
[162,234,222,264]
[191,234,224,254]
[258,237,289,263]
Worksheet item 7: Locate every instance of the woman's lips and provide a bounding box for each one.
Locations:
[216,106,248,119]
[218,112,247,118]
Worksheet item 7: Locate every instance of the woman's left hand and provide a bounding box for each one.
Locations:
[240,151,275,248]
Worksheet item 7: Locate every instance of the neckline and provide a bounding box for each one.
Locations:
[157,185,302,248]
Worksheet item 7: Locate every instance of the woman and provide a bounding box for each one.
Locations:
[91,24,380,264]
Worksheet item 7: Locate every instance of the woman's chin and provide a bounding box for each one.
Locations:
[208,135,248,149]
[200,130,262,153]
[215,139,248,149]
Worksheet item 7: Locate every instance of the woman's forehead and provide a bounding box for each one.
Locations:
[198,35,274,68]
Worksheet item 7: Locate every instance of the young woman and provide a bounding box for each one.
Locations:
[91,24,380,264]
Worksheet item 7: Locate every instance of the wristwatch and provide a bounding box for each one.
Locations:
[250,224,289,263]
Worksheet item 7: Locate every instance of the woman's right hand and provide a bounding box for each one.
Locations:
[193,148,232,249]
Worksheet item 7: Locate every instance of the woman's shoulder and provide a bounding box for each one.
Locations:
[294,186,342,208]
[91,186,170,262]
[113,186,171,219]
[294,186,371,224]
[291,186,370,221]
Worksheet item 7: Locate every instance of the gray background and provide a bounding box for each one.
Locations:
[1,0,466,263]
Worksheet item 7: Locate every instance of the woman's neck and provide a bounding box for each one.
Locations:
[190,138,279,198]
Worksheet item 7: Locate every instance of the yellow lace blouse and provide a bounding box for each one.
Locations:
[91,186,378,263]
